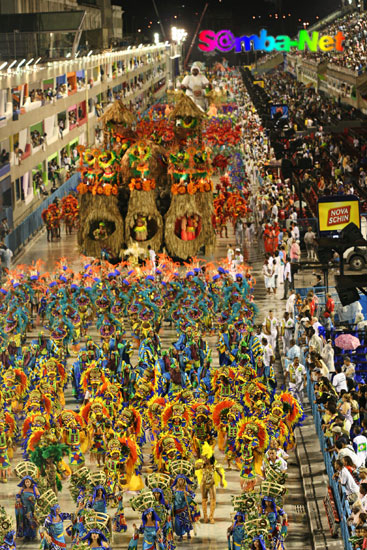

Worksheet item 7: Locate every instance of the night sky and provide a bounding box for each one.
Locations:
[114,0,342,40]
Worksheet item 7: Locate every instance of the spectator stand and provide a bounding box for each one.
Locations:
[307,374,353,550]
[299,291,367,547]
[294,284,367,325]
[5,172,80,257]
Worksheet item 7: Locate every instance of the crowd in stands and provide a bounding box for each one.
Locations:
[299,11,367,74]
[288,289,367,548]
[68,109,77,127]
[255,68,367,216]
[240,58,367,548]
[28,79,87,106]
[33,171,49,197]
[0,149,9,166]
[30,129,46,148]
[265,70,364,131]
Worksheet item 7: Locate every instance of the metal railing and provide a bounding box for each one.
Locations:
[5,172,80,256]
[307,372,353,549]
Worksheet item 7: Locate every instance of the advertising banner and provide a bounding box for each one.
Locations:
[317,195,360,234]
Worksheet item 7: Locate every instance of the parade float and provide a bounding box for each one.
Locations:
[165,93,216,259]
[76,147,125,258]
[76,101,136,257]
[76,94,216,260]
[121,140,167,253]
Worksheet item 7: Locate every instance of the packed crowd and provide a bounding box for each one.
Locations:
[0,68,309,550]
[253,68,367,218]
[287,284,367,548]
[31,130,47,149]
[0,250,302,550]
[263,70,364,130]
[298,11,367,73]
[237,62,367,549]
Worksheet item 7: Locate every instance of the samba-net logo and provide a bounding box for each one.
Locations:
[198,29,345,53]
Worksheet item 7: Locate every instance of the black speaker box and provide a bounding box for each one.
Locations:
[297,157,313,170]
[336,285,360,307]
[340,222,363,243]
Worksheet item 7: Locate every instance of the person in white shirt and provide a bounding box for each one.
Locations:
[333,460,359,501]
[321,339,335,379]
[232,248,244,269]
[1,246,13,270]
[227,244,234,264]
[281,311,294,354]
[289,210,297,221]
[285,357,307,403]
[181,65,210,110]
[262,257,275,294]
[264,308,278,340]
[285,289,296,314]
[332,366,348,393]
[353,427,367,467]
[261,337,274,371]
[147,245,156,272]
[266,438,289,461]
[282,257,292,299]
[336,439,363,468]
[311,316,323,335]
[304,226,317,260]
[273,251,281,290]
[313,360,329,380]
[291,223,300,241]
[287,339,301,363]
[271,202,278,220]
[309,328,323,355]
[264,449,288,477]
[342,356,356,381]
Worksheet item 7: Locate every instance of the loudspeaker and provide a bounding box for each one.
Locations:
[317,248,334,264]
[281,158,293,179]
[340,222,363,243]
[336,284,360,307]
[297,157,313,169]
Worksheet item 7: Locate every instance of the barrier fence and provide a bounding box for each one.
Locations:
[306,372,353,550]
[5,172,80,256]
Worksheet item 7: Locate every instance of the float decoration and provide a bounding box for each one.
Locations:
[99,100,136,150]
[77,194,124,258]
[124,141,164,253]
[120,140,168,188]
[165,145,215,259]
[76,145,124,257]
[168,93,206,140]
[76,147,121,196]
[203,118,241,148]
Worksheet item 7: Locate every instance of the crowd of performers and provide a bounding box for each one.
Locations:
[41,195,79,242]
[0,251,303,550]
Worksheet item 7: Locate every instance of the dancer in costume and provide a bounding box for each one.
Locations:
[151,489,174,550]
[15,476,40,541]
[41,504,72,550]
[195,443,226,524]
[171,476,199,541]
[129,509,164,550]
[82,530,110,550]
[227,512,245,550]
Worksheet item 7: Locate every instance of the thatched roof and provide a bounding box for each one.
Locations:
[168,93,206,121]
[125,189,163,252]
[99,100,136,127]
[77,194,124,257]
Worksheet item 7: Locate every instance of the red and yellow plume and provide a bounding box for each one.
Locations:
[212,399,235,427]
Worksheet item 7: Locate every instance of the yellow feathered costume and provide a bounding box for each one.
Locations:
[195,442,227,488]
